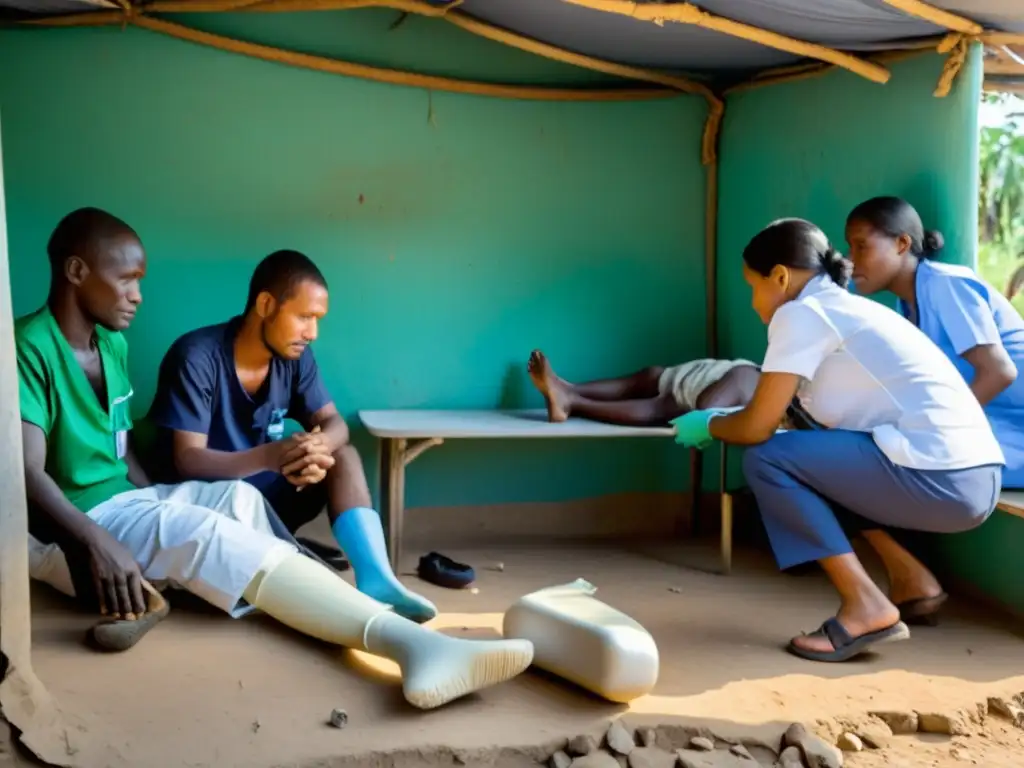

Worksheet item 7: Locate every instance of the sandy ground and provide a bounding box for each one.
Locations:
[23,539,1024,768]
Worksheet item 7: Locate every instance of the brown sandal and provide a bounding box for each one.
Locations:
[89,581,170,652]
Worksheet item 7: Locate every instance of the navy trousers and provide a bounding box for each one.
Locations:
[742,430,1000,570]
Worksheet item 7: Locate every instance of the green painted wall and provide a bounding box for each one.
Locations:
[0,13,707,508]
[716,47,982,490]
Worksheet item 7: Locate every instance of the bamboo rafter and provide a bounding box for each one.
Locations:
[557,0,891,84]
[24,1,730,163]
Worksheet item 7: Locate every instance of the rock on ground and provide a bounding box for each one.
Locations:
[637,728,658,748]
[917,711,971,736]
[854,719,892,749]
[782,723,843,768]
[776,746,806,768]
[570,752,620,768]
[551,750,573,768]
[688,737,714,752]
[606,722,635,756]
[627,746,676,768]
[869,711,918,735]
[568,735,599,757]
[835,734,862,753]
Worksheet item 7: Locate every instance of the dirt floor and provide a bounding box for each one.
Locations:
[23,538,1024,768]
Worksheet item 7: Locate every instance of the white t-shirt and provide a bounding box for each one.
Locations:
[761,274,1004,471]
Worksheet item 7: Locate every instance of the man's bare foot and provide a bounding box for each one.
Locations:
[527,350,572,423]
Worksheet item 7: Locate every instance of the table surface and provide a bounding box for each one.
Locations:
[358,409,676,439]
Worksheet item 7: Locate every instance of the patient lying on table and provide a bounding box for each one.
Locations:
[527,350,762,427]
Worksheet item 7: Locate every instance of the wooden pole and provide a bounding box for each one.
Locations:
[0,109,68,768]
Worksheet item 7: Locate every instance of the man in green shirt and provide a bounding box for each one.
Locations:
[21,208,532,708]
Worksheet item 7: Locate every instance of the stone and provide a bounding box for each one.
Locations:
[606,722,635,756]
[570,752,621,768]
[551,750,573,768]
[676,751,753,768]
[328,709,347,729]
[782,723,843,768]
[627,746,676,768]
[835,734,862,753]
[988,697,1024,728]
[689,737,714,752]
[568,735,599,757]
[868,711,918,735]
[917,711,971,736]
[776,746,806,768]
[854,719,892,749]
[728,744,754,760]
[637,728,658,748]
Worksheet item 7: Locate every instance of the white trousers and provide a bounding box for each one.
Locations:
[28,480,296,617]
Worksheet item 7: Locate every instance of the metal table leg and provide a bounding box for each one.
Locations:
[380,436,444,567]
[719,442,733,575]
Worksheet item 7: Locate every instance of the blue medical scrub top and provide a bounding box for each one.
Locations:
[147,316,333,491]
[900,259,1024,487]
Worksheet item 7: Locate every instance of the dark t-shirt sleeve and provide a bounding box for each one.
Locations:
[150,341,217,435]
[292,347,332,420]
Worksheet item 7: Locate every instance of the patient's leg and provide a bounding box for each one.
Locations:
[695,365,760,409]
[528,350,671,425]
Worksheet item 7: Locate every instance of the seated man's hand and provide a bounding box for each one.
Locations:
[85,527,148,620]
[279,428,335,488]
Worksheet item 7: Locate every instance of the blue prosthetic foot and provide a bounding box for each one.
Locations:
[331,507,438,623]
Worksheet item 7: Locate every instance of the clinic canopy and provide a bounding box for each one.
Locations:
[2,0,1024,95]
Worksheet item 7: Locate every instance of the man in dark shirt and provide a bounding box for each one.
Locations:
[147,250,436,623]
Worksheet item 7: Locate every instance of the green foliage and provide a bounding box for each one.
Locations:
[978,94,1024,302]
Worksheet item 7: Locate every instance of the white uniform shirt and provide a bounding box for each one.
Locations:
[761,274,1004,471]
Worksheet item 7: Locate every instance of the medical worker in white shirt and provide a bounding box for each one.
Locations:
[674,218,1003,663]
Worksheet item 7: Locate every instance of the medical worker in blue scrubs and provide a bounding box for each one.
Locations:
[674,218,1002,663]
[846,196,1024,489]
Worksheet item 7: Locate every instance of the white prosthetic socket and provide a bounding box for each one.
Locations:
[242,553,534,710]
[503,578,659,703]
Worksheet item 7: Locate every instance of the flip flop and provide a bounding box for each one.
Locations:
[417,552,475,589]
[896,592,948,627]
[89,583,171,652]
[786,617,910,663]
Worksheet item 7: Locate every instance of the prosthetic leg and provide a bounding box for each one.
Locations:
[244,553,533,709]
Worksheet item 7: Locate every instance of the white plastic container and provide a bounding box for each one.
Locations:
[502,578,659,703]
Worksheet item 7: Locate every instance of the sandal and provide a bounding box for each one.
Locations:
[417,552,475,589]
[786,617,910,663]
[89,582,171,652]
[896,592,948,627]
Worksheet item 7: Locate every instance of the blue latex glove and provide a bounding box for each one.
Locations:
[671,409,726,450]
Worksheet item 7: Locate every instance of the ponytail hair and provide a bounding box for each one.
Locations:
[847,196,944,259]
[743,218,852,289]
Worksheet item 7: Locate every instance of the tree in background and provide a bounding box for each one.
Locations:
[978,94,1024,303]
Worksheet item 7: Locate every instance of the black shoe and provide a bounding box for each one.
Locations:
[297,536,350,572]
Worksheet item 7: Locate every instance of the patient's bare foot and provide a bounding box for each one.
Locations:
[528,350,572,423]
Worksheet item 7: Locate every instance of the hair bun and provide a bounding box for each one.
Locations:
[923,229,945,255]
[820,246,853,288]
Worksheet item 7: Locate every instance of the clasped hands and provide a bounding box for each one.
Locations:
[271,426,335,489]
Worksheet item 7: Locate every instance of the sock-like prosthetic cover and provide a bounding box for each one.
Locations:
[330,507,437,623]
[243,553,533,710]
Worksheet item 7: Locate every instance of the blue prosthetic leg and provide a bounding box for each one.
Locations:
[331,507,438,623]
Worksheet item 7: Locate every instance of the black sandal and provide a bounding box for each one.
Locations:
[896,592,948,627]
[786,617,910,663]
[417,552,475,589]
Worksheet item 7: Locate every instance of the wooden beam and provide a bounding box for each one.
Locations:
[558,0,891,84]
[879,0,982,35]
[0,109,67,767]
